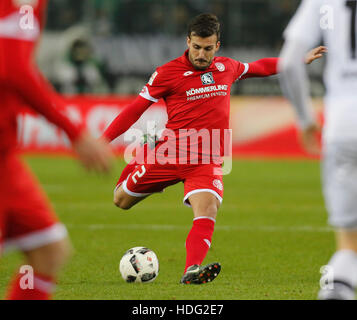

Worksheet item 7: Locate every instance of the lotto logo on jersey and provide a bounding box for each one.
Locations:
[201,72,215,85]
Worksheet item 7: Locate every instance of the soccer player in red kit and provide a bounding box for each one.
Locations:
[103,13,324,284]
[0,0,113,299]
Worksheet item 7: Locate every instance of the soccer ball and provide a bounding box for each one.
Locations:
[119,246,159,283]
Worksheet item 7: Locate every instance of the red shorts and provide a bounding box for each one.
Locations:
[0,153,67,253]
[118,161,224,207]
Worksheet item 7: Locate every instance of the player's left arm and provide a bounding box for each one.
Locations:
[240,58,279,79]
[305,46,328,65]
[242,46,326,79]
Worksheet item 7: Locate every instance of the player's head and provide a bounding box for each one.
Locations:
[187,13,221,70]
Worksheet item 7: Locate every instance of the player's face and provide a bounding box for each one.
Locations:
[187,33,220,70]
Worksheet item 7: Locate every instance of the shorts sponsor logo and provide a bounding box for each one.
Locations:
[215,63,225,72]
[200,72,215,85]
[213,179,223,191]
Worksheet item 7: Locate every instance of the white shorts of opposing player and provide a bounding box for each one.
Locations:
[322,140,357,228]
[318,140,357,300]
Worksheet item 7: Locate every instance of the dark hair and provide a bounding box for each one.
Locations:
[187,13,221,41]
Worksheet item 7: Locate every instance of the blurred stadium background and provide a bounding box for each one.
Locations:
[38,0,324,97]
[1,0,333,300]
[21,0,326,157]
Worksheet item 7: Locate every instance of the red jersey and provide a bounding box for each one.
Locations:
[139,50,249,162]
[103,51,278,163]
[141,50,247,131]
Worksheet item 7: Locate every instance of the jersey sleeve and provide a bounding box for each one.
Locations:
[230,59,250,82]
[139,67,171,103]
[283,0,322,48]
[240,58,279,79]
[102,96,153,142]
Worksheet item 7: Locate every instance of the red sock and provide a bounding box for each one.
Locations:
[6,271,55,300]
[184,217,215,273]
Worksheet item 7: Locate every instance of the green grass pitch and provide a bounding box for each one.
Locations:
[0,155,335,300]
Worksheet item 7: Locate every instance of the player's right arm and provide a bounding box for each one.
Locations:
[102,68,170,142]
[102,96,153,142]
